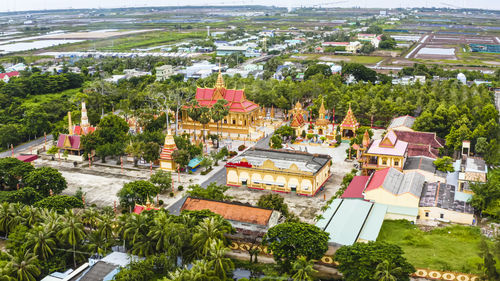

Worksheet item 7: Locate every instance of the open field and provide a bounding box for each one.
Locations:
[377,220,496,274]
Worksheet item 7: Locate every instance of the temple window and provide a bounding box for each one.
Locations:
[425,212,429,217]
[232,120,236,125]
[382,158,387,165]
[394,160,399,166]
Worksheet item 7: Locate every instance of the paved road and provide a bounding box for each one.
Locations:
[0,135,53,158]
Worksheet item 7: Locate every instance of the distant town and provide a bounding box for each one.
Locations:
[0,5,499,281]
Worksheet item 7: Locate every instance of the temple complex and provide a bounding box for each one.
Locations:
[340,104,359,140]
[159,130,177,171]
[56,102,96,155]
[181,70,260,136]
[359,130,408,174]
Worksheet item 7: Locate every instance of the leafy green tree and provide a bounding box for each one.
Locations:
[114,254,176,281]
[374,260,402,281]
[6,250,40,281]
[433,157,455,173]
[475,137,489,156]
[186,183,231,201]
[257,193,291,218]
[211,99,229,148]
[118,180,160,211]
[366,25,383,34]
[270,135,283,149]
[6,187,42,205]
[291,256,317,281]
[360,42,375,54]
[187,100,202,141]
[34,195,84,213]
[172,149,190,171]
[304,64,332,80]
[479,238,500,280]
[142,142,161,164]
[335,241,415,281]
[0,158,35,190]
[24,167,67,197]
[125,141,145,167]
[95,115,129,162]
[470,169,500,218]
[0,124,22,150]
[342,63,377,82]
[263,222,329,272]
[150,170,172,193]
[198,106,211,143]
[200,156,213,173]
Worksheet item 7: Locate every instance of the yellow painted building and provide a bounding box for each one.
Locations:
[181,72,261,135]
[360,130,408,173]
[418,182,475,225]
[225,148,331,196]
[363,167,425,209]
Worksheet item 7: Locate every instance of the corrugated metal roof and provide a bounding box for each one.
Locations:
[316,199,342,230]
[359,203,388,241]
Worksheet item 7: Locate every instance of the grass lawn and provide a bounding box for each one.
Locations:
[22,88,80,107]
[377,220,488,274]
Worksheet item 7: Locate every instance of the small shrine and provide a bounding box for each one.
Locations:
[315,99,329,135]
[340,104,359,140]
[290,101,307,136]
[133,198,160,214]
[159,130,177,171]
[56,102,97,156]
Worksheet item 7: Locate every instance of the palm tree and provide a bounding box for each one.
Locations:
[0,202,15,236]
[206,239,234,280]
[187,100,202,141]
[96,215,115,253]
[291,256,317,281]
[21,206,41,227]
[57,209,85,268]
[25,226,56,260]
[198,106,211,143]
[165,260,218,281]
[211,99,229,148]
[81,208,100,231]
[374,260,402,281]
[5,250,41,281]
[192,217,226,258]
[148,212,187,260]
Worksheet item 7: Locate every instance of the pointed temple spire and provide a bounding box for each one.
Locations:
[316,97,328,126]
[81,101,89,129]
[341,103,358,128]
[215,62,225,89]
[68,112,73,135]
[362,130,370,148]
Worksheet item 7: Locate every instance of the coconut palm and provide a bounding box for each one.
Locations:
[165,260,218,281]
[192,216,226,258]
[25,226,56,260]
[96,214,115,253]
[5,250,40,281]
[81,208,100,231]
[374,260,402,281]
[21,206,41,227]
[0,202,15,236]
[122,213,149,245]
[57,209,85,268]
[86,230,107,256]
[187,100,202,141]
[291,256,317,281]
[211,99,229,147]
[206,239,234,280]
[149,212,186,258]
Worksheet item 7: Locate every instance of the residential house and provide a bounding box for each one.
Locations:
[155,65,174,81]
[419,182,474,224]
[0,71,19,83]
[357,33,382,48]
[393,130,445,159]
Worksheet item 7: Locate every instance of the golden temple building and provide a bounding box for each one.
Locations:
[181,71,260,135]
[225,148,332,196]
[290,101,307,136]
[340,104,359,140]
[360,130,408,173]
[159,130,177,171]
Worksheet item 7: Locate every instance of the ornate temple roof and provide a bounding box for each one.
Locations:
[315,99,329,126]
[191,71,259,113]
[340,104,359,128]
[291,111,305,128]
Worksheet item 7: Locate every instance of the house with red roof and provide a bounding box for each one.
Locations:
[0,71,20,83]
[393,130,445,159]
[181,70,260,135]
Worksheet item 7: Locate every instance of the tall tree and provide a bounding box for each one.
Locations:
[6,250,40,281]
[187,100,202,141]
[57,209,86,268]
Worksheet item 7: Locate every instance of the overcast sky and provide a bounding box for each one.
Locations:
[1,0,499,12]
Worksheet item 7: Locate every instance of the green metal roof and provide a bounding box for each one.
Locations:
[324,199,373,246]
[315,199,342,230]
[385,204,419,217]
[359,204,388,241]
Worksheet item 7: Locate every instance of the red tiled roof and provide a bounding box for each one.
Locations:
[393,131,445,149]
[133,204,159,214]
[193,88,259,113]
[181,197,273,226]
[73,125,96,136]
[341,176,370,199]
[365,167,391,192]
[0,71,19,79]
[56,134,81,150]
[407,144,439,159]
